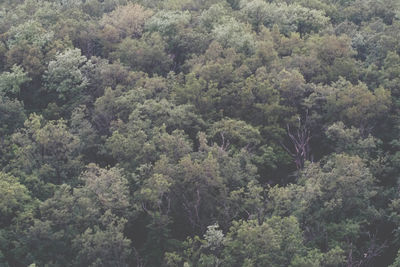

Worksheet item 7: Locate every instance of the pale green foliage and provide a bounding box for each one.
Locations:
[7,20,54,49]
[389,198,400,238]
[287,34,358,83]
[176,216,324,267]
[240,1,330,35]
[380,51,400,96]
[203,224,224,251]
[70,105,98,153]
[139,172,172,214]
[101,3,153,39]
[156,129,193,161]
[44,48,90,100]
[72,211,131,267]
[26,182,99,265]
[0,172,34,225]
[80,164,130,214]
[212,18,256,54]
[390,250,400,267]
[240,0,272,28]
[307,78,391,132]
[270,154,377,217]
[326,121,380,157]
[27,178,130,266]
[272,68,307,106]
[164,252,183,267]
[34,184,99,231]
[172,153,225,227]
[236,66,286,126]
[223,216,305,266]
[145,10,191,36]
[269,154,378,249]
[106,128,149,166]
[208,118,261,149]
[11,114,81,183]
[199,4,230,31]
[228,180,267,223]
[0,65,31,96]
[106,98,202,169]
[290,247,345,267]
[139,133,260,233]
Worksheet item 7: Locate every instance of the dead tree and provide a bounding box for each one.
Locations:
[346,235,387,267]
[281,115,312,170]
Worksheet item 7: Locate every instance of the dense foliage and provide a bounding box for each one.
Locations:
[1,0,400,266]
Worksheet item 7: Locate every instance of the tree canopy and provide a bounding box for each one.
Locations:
[0,0,400,266]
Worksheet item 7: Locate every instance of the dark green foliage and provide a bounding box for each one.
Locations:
[0,0,399,266]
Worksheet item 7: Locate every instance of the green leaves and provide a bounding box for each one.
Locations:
[306,78,391,133]
[72,211,131,267]
[11,114,81,185]
[0,172,36,266]
[112,33,172,75]
[26,163,132,266]
[174,216,344,267]
[240,1,330,36]
[80,164,130,214]
[269,154,379,254]
[44,48,89,100]
[0,172,34,227]
[0,0,400,266]
[208,118,261,150]
[212,18,256,54]
[101,3,153,40]
[0,65,31,96]
[6,20,54,49]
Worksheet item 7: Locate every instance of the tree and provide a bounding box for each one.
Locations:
[207,118,261,151]
[43,48,90,105]
[172,216,344,267]
[287,35,358,84]
[212,18,256,55]
[4,18,60,80]
[325,121,380,158]
[101,3,153,40]
[0,95,26,136]
[105,98,203,170]
[222,217,309,267]
[112,33,172,75]
[1,0,400,265]
[72,211,131,267]
[145,9,207,66]
[0,172,36,267]
[26,163,132,266]
[138,132,259,233]
[0,172,33,227]
[240,1,330,37]
[0,65,31,97]
[272,69,308,107]
[6,20,54,50]
[380,51,400,97]
[306,78,391,135]
[281,116,312,170]
[268,154,380,262]
[11,114,81,185]
[79,163,130,215]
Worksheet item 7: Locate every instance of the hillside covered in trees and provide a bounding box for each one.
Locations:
[1,0,400,266]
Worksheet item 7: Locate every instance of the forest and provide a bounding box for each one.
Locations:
[0,0,400,266]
